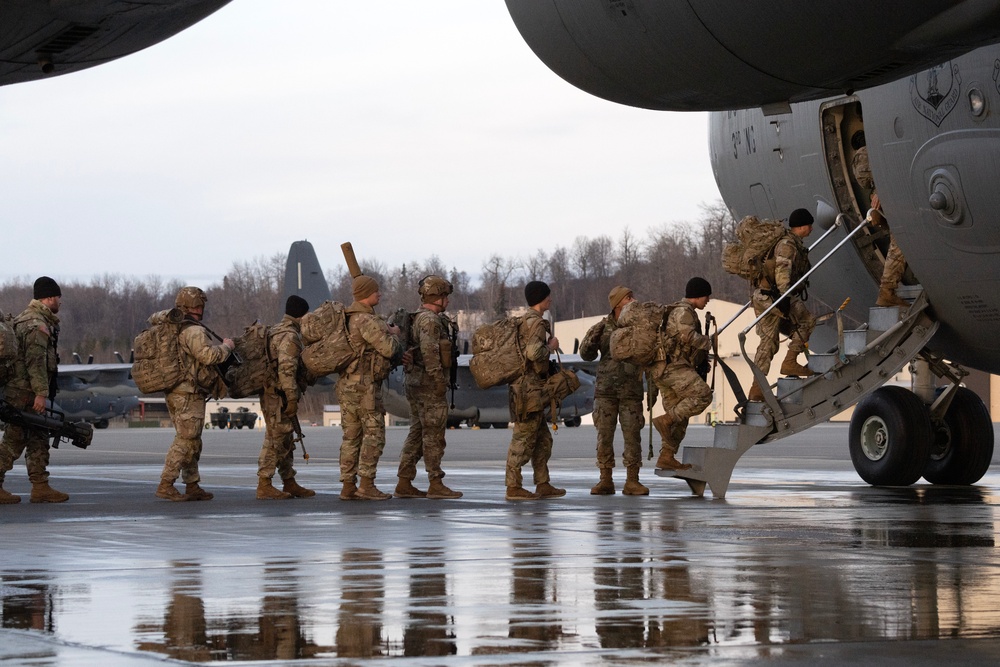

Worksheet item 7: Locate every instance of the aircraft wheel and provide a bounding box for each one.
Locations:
[923,387,994,485]
[563,416,582,427]
[94,420,109,429]
[490,422,509,429]
[849,386,932,486]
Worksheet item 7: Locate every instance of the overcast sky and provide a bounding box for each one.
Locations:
[0,1,721,287]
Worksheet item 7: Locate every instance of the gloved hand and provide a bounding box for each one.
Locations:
[283,398,298,418]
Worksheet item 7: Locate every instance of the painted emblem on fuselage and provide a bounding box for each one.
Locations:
[910,62,961,127]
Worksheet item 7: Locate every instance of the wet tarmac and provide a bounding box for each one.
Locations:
[2,423,1000,665]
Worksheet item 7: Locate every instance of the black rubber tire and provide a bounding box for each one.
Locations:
[923,387,994,485]
[849,386,932,486]
[490,422,510,429]
[563,416,582,427]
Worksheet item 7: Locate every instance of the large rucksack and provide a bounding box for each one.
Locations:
[609,301,675,366]
[469,316,524,389]
[299,300,357,380]
[0,312,17,386]
[224,322,272,399]
[722,215,787,281]
[131,308,187,394]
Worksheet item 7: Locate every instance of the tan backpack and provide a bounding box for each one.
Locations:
[609,301,671,366]
[0,312,16,386]
[299,301,357,381]
[722,215,787,281]
[469,316,524,389]
[224,322,273,399]
[131,308,187,394]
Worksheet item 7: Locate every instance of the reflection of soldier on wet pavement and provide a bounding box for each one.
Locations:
[336,548,385,658]
[134,561,211,662]
[402,547,457,656]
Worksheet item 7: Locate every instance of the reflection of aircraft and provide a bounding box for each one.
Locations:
[1,1,233,87]
[505,3,1000,491]
[55,361,138,428]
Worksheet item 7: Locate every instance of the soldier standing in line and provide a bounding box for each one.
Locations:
[749,208,817,401]
[256,295,315,500]
[652,277,715,471]
[394,275,463,500]
[579,286,648,495]
[337,275,402,501]
[156,287,235,502]
[505,280,564,501]
[0,277,70,504]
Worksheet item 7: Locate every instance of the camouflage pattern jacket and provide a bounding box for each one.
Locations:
[342,302,401,389]
[404,308,451,394]
[509,308,550,418]
[762,233,811,295]
[4,300,59,405]
[579,315,643,400]
[663,300,711,369]
[267,315,305,400]
[177,323,232,395]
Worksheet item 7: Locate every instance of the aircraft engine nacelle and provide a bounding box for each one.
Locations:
[504,0,1000,111]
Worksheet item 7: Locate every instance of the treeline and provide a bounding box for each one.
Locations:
[0,200,743,362]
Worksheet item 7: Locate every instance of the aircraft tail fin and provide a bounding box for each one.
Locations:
[284,241,333,311]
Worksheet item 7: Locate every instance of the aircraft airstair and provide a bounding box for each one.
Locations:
[656,215,939,499]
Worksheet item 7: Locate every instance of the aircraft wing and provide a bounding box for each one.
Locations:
[1,0,233,87]
[53,362,139,427]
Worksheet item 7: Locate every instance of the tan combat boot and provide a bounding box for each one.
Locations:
[505,485,539,501]
[185,482,214,501]
[30,481,69,504]
[622,465,649,496]
[282,477,316,498]
[426,479,463,499]
[590,468,615,495]
[536,481,566,498]
[393,478,427,498]
[0,485,22,504]
[876,286,908,308]
[356,477,391,500]
[155,480,188,501]
[257,478,292,500]
[779,349,815,377]
[340,478,358,500]
[748,381,765,402]
[655,449,692,471]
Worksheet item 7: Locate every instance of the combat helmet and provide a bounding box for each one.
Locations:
[175,286,207,312]
[418,275,453,302]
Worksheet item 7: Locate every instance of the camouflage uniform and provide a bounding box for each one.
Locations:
[579,315,644,470]
[505,309,553,488]
[653,301,713,457]
[0,300,59,486]
[161,324,231,486]
[337,302,401,483]
[752,233,816,374]
[398,308,453,483]
[258,315,305,482]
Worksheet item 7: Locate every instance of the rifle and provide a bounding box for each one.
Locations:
[447,317,459,409]
[278,390,310,463]
[0,398,93,449]
[646,369,657,460]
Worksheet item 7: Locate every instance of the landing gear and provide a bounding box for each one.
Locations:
[924,387,994,485]
[849,386,932,486]
[563,416,582,427]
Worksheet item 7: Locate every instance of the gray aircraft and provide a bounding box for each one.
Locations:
[54,360,139,428]
[505,1,1000,494]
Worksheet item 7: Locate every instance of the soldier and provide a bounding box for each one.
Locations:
[337,275,402,501]
[0,277,69,504]
[256,295,315,500]
[852,146,909,308]
[652,277,715,471]
[156,286,235,502]
[579,286,648,495]
[394,275,463,500]
[749,208,817,401]
[505,280,564,501]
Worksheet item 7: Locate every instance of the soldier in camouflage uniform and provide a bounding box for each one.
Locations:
[256,295,315,500]
[337,275,402,501]
[579,286,648,495]
[852,146,908,308]
[652,278,715,471]
[156,287,235,502]
[0,277,69,504]
[394,275,463,500]
[749,208,817,401]
[505,281,564,501]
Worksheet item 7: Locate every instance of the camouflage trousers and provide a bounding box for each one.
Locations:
[882,233,906,290]
[752,289,816,375]
[161,390,207,485]
[0,422,51,485]
[258,388,298,481]
[592,395,645,470]
[655,364,712,454]
[398,390,448,482]
[339,384,386,482]
[505,411,553,488]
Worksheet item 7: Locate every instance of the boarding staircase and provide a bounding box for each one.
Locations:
[656,215,939,499]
